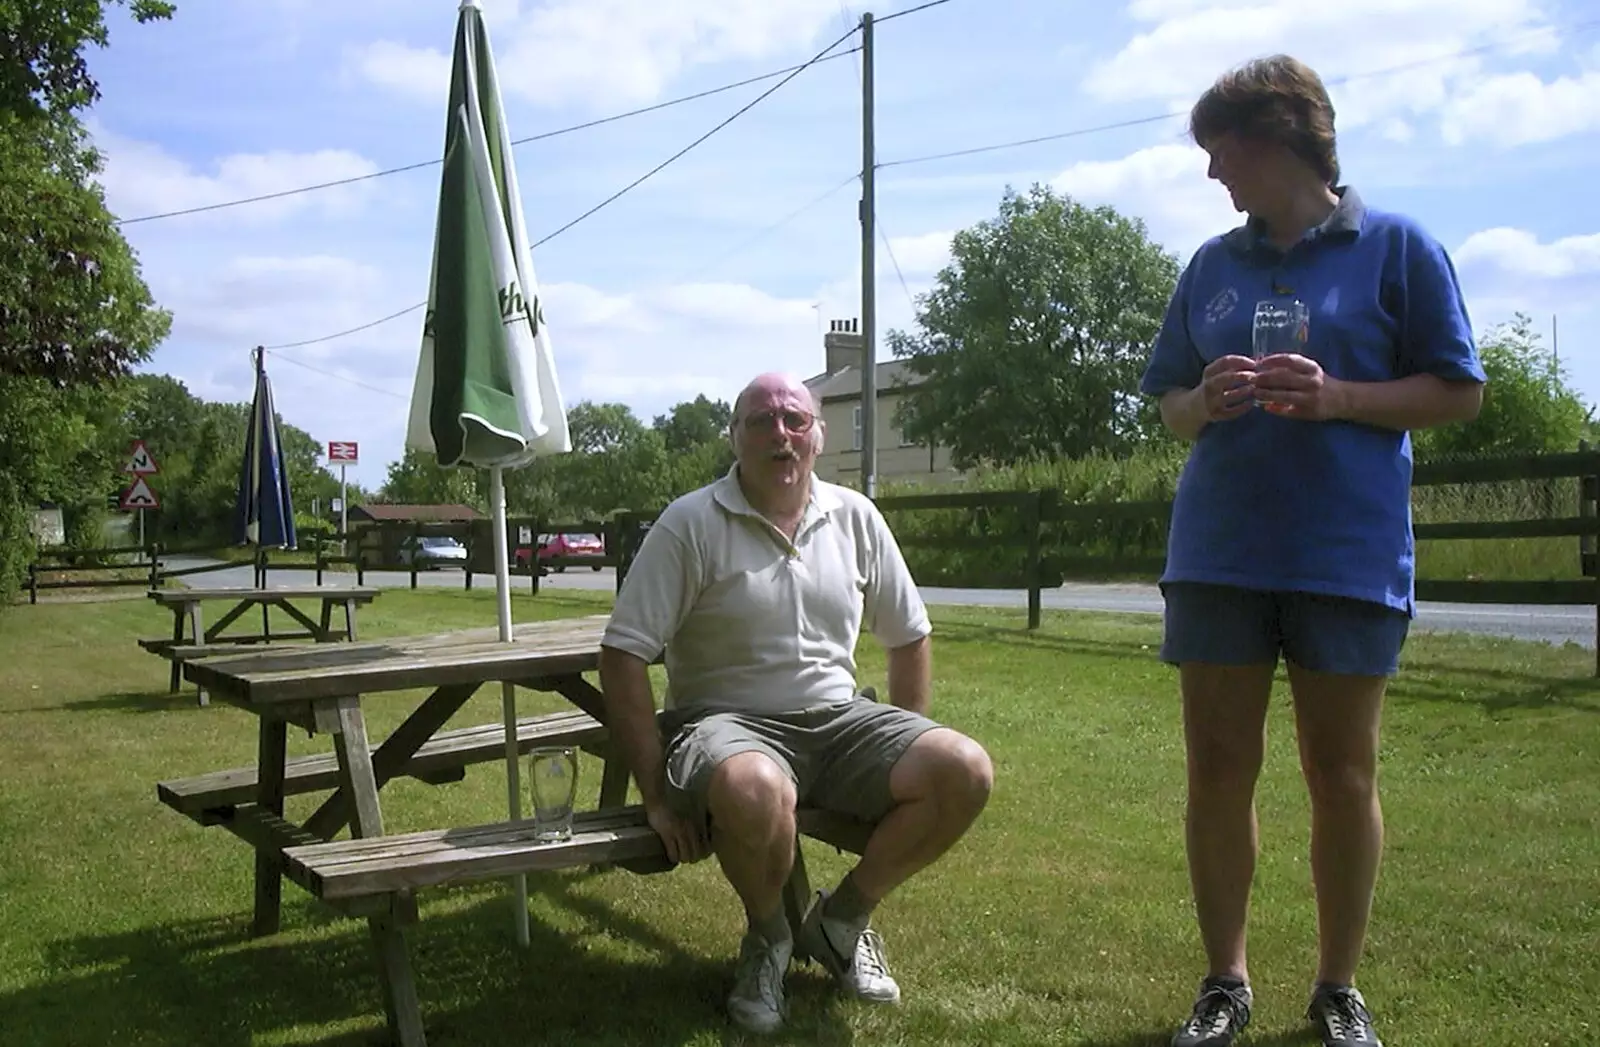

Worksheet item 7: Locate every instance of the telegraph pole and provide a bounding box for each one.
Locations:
[859,10,878,499]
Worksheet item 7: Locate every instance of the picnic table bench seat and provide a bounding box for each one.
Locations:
[140,636,290,658]
[158,709,608,822]
[283,805,874,902]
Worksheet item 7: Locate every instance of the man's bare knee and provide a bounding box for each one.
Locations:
[707,752,796,839]
[891,729,995,812]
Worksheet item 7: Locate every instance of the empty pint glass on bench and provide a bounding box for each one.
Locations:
[529,746,579,842]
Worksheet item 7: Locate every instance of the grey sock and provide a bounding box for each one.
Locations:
[751,907,791,947]
[824,872,878,929]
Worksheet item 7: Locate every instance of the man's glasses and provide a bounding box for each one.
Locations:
[741,408,815,435]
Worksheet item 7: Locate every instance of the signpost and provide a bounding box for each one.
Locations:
[328,441,358,548]
[121,440,160,547]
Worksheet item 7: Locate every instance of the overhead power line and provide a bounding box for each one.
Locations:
[116,0,965,226]
[530,24,859,249]
[877,0,958,24]
[879,17,1600,170]
[266,302,426,351]
[267,350,410,400]
[674,172,860,284]
[115,46,862,226]
[262,24,859,352]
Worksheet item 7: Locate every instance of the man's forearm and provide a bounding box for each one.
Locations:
[1332,372,1483,432]
[887,635,932,715]
[597,646,668,808]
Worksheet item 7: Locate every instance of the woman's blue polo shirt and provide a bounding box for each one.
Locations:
[1139,187,1487,615]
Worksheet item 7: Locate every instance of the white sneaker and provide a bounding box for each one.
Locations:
[728,930,791,1034]
[798,890,901,1004]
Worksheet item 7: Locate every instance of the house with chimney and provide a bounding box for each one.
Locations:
[803,318,961,488]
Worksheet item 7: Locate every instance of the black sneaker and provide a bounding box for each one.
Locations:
[1172,976,1253,1047]
[1306,984,1382,1046]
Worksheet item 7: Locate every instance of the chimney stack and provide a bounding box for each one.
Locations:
[823,317,862,374]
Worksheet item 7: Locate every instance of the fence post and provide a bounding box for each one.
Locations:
[148,540,161,590]
[1583,440,1599,677]
[410,523,420,590]
[28,561,37,604]
[313,532,324,586]
[1025,490,1044,631]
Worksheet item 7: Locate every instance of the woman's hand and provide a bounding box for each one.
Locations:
[1199,355,1258,422]
[1252,354,1346,421]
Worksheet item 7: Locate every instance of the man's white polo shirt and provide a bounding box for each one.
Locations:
[601,467,931,715]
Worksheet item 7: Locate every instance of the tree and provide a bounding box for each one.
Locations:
[653,394,733,453]
[1,0,174,385]
[886,184,1181,468]
[2,0,175,119]
[0,0,174,600]
[1413,313,1594,460]
[380,449,483,507]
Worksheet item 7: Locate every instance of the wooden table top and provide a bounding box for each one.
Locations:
[148,585,382,606]
[183,615,613,705]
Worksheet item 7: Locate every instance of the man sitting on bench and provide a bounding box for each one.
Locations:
[598,371,995,1034]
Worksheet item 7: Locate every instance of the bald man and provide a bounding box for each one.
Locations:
[599,372,993,1034]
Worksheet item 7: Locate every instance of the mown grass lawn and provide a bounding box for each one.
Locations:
[0,587,1595,1046]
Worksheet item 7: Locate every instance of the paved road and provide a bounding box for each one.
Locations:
[164,556,1595,650]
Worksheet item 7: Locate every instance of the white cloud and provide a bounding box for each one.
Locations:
[1053,142,1237,260]
[344,40,452,105]
[92,127,382,226]
[156,255,392,357]
[885,231,955,276]
[1450,227,1600,404]
[1083,0,1558,134]
[351,0,869,109]
[1455,227,1600,286]
[1440,69,1600,146]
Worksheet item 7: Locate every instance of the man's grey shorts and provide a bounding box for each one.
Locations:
[658,695,942,828]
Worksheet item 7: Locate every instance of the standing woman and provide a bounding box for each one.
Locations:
[1139,55,1486,1047]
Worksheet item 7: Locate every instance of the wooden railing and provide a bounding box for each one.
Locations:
[27,544,161,603]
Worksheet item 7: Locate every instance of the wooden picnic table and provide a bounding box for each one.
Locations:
[157,614,872,1046]
[141,585,380,704]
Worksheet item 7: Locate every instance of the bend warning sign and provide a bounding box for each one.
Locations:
[124,440,160,476]
[120,477,160,511]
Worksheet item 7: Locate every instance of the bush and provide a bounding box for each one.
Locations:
[878,447,1186,585]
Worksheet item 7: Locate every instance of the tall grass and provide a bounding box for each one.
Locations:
[878,449,1590,584]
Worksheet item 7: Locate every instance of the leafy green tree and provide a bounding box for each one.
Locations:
[1414,313,1593,460]
[379,448,483,507]
[886,184,1180,468]
[0,0,174,599]
[2,0,175,119]
[1,0,175,385]
[653,394,733,453]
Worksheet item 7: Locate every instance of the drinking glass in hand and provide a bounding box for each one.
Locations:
[529,746,579,843]
[1252,299,1310,360]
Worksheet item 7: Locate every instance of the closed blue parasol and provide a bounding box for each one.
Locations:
[235,347,297,578]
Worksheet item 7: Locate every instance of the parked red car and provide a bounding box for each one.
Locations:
[513,532,605,572]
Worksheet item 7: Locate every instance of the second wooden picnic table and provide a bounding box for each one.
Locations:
[141,584,381,704]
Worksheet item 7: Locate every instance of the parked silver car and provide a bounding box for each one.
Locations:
[398,535,469,569]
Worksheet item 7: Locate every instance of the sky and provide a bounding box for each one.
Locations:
[87,0,1600,491]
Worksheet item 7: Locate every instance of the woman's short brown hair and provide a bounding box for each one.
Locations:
[1189,54,1340,185]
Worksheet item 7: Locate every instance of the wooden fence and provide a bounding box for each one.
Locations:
[26,543,161,603]
[593,449,1600,663]
[871,447,1600,671]
[25,449,1600,670]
